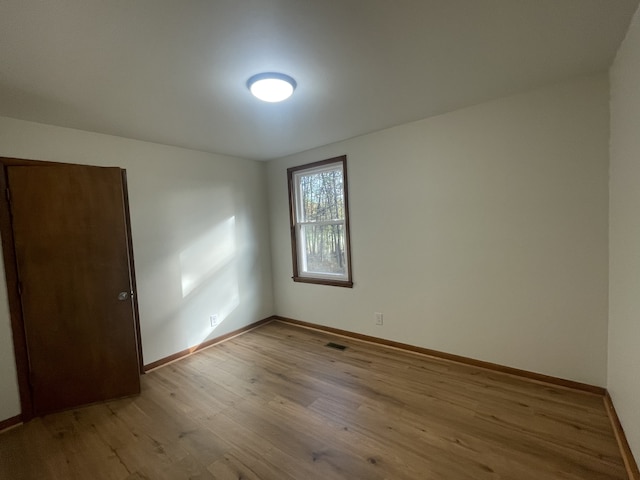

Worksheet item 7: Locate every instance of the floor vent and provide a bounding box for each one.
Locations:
[326,342,347,351]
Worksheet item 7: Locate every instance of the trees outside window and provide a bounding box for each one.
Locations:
[287,156,353,287]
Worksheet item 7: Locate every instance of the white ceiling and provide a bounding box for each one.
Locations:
[0,1,638,161]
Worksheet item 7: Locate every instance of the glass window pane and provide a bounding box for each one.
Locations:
[298,167,345,223]
[300,223,347,276]
[287,155,352,287]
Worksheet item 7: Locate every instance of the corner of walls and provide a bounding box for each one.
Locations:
[0,116,275,420]
[267,73,610,388]
[258,160,277,315]
[608,3,640,465]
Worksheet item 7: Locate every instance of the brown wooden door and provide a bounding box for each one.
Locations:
[7,165,141,415]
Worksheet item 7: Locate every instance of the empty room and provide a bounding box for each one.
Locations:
[0,1,639,479]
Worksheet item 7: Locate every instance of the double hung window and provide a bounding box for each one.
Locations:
[287,156,353,287]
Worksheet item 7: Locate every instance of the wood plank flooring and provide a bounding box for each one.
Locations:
[0,320,627,479]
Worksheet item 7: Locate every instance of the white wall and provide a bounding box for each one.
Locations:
[0,117,274,421]
[609,6,640,463]
[0,249,19,421]
[267,74,610,386]
[0,72,615,425]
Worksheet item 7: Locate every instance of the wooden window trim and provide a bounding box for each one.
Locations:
[287,155,353,288]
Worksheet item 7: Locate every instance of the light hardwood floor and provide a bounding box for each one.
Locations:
[0,320,627,479]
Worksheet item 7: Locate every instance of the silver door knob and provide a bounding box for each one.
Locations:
[118,291,129,301]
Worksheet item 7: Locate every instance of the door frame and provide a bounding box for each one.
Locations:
[0,157,144,422]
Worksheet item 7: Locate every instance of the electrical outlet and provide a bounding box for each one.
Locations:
[375,312,383,326]
[210,314,219,327]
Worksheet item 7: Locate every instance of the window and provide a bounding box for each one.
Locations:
[287,155,353,287]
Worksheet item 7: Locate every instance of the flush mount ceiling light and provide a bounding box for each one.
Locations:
[247,72,296,103]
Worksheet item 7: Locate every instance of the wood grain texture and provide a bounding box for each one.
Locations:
[605,392,640,480]
[275,315,606,395]
[121,170,144,374]
[0,321,627,479]
[0,415,21,433]
[144,317,274,371]
[0,157,76,421]
[8,165,141,415]
[0,165,34,419]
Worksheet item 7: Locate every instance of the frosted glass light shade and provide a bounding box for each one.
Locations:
[247,73,296,102]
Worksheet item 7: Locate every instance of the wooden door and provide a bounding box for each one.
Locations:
[7,165,141,415]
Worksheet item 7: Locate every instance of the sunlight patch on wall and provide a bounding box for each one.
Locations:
[179,215,242,350]
[180,216,236,298]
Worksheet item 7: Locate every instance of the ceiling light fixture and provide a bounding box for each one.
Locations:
[247,72,296,103]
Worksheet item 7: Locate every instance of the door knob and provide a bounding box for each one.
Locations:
[118,291,129,301]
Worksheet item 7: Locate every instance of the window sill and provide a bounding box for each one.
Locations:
[292,276,353,288]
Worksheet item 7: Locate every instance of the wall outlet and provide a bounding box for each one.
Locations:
[210,314,219,327]
[375,312,383,326]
